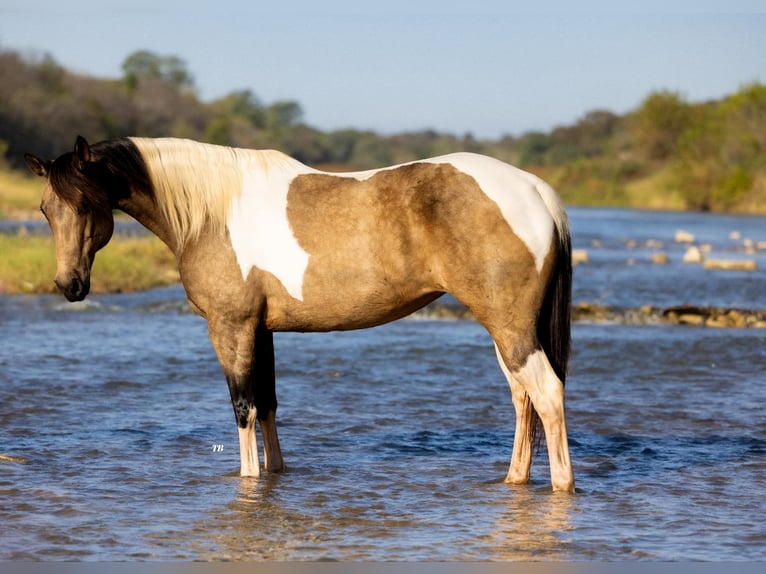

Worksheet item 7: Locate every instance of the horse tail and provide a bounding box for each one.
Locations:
[529,180,573,448]
[537,181,572,385]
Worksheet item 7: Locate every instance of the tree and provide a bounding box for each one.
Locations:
[673,83,766,210]
[122,50,195,93]
[518,132,550,166]
[630,90,691,161]
[265,101,303,131]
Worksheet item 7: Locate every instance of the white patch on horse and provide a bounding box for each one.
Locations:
[227,163,313,300]
[428,153,555,272]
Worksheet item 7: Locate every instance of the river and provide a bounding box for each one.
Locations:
[1,207,765,560]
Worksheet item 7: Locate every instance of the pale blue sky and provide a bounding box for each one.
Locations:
[1,1,764,138]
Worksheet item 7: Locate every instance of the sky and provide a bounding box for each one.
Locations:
[1,0,765,139]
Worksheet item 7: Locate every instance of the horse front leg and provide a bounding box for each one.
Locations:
[253,323,284,473]
[208,317,283,477]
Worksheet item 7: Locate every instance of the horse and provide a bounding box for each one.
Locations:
[25,136,575,492]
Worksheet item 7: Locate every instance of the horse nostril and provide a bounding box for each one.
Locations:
[55,275,89,302]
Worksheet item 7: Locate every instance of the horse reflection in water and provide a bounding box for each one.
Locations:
[25,136,574,491]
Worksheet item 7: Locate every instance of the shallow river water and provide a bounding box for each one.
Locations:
[1,208,765,560]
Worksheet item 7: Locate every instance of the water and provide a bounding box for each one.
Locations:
[1,207,765,560]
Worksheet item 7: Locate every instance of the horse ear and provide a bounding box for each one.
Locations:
[24,153,51,178]
[73,135,92,171]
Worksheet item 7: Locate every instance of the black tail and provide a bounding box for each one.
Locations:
[527,224,573,449]
[538,226,572,386]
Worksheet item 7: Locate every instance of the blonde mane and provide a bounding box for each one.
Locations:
[129,137,300,246]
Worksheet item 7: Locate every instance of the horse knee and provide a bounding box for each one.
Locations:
[226,373,256,428]
[504,348,565,420]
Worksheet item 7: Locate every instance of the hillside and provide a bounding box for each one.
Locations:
[1,48,765,214]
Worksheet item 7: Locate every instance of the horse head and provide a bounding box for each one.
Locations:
[25,136,115,302]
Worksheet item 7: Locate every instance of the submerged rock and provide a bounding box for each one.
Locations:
[662,305,766,328]
[703,258,757,271]
[572,249,589,265]
[683,245,704,263]
[412,301,766,329]
[574,303,766,328]
[675,230,695,243]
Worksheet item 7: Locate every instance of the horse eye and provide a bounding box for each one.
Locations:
[79,197,91,214]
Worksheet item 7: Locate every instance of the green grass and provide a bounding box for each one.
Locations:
[0,233,179,295]
[0,166,180,295]
[0,167,44,220]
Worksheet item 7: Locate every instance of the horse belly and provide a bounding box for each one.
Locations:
[264,267,443,332]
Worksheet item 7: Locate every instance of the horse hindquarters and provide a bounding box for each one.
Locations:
[452,222,572,491]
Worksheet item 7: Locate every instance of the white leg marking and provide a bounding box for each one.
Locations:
[238,408,260,477]
[505,348,574,492]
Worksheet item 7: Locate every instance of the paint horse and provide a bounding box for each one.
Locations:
[25,136,575,492]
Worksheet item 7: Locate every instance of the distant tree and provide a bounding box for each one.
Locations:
[674,82,766,210]
[629,90,691,161]
[347,131,394,169]
[122,50,195,93]
[211,89,265,128]
[265,101,303,130]
[518,132,550,166]
[3,46,766,214]
[324,130,360,164]
[281,125,331,165]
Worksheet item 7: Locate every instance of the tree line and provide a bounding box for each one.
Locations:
[1,47,764,211]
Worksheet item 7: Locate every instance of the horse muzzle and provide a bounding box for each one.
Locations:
[55,274,91,302]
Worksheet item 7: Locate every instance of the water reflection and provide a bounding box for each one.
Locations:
[192,475,299,560]
[487,484,575,560]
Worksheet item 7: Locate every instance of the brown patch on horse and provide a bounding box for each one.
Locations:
[273,162,544,334]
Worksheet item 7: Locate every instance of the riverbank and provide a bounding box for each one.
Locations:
[0,234,178,295]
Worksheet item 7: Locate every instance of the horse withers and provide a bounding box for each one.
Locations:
[25,136,575,492]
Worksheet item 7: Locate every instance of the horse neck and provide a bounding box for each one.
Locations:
[115,188,181,255]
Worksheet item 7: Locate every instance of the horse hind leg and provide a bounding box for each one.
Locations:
[494,343,535,485]
[495,340,574,492]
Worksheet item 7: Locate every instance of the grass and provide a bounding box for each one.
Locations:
[622,165,687,211]
[0,233,179,295]
[0,167,44,220]
[0,166,180,295]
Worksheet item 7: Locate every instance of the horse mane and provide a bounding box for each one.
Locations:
[129,137,300,246]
